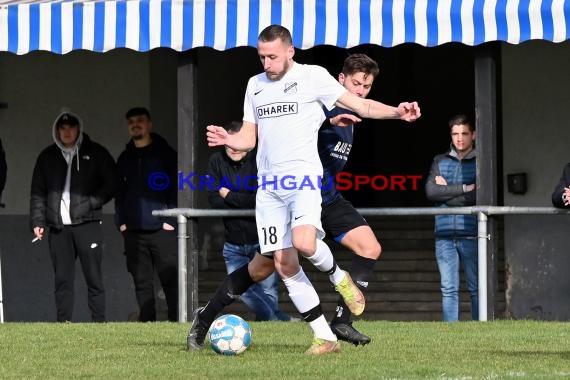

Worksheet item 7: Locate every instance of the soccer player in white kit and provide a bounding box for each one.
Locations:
[203,25,420,354]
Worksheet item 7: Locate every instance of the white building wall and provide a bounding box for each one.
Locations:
[0,50,156,214]
[501,40,570,320]
[0,49,178,321]
[502,40,570,205]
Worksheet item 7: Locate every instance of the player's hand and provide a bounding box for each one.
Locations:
[397,101,421,122]
[163,223,175,231]
[330,113,362,127]
[206,125,229,147]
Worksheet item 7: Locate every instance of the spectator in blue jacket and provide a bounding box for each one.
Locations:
[425,114,477,322]
[115,107,178,322]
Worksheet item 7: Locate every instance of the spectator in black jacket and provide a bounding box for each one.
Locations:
[207,121,291,321]
[115,107,178,322]
[0,138,6,205]
[30,110,116,322]
[552,163,570,208]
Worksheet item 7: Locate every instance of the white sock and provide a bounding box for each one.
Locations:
[329,268,346,287]
[305,239,345,286]
[282,268,337,341]
[309,315,337,341]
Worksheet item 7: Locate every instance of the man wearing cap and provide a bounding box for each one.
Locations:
[30,110,116,322]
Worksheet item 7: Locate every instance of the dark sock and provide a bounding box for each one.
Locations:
[199,264,255,326]
[299,304,323,323]
[332,255,376,324]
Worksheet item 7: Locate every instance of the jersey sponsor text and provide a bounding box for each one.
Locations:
[256,102,298,119]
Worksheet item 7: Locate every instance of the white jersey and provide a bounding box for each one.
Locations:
[243,63,346,179]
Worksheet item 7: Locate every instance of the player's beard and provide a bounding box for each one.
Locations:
[267,59,291,81]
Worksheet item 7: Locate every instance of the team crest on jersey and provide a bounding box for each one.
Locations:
[256,102,298,118]
[284,82,298,94]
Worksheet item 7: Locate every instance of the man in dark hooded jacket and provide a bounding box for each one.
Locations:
[115,107,178,322]
[30,110,116,322]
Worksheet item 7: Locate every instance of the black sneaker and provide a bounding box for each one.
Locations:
[186,307,207,350]
[330,322,371,346]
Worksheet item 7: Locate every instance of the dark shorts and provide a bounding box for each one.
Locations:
[321,197,369,243]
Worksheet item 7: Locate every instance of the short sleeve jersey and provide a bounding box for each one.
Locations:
[243,63,346,179]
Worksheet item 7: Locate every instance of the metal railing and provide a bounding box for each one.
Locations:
[153,206,570,323]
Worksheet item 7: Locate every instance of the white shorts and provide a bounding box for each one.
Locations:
[256,176,325,254]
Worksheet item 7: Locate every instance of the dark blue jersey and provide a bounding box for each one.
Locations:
[318,107,355,205]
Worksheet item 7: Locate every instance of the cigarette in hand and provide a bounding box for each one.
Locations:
[32,237,40,243]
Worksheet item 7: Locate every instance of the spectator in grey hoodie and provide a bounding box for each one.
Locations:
[30,110,116,322]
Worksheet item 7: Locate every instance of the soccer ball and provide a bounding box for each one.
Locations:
[209,314,252,355]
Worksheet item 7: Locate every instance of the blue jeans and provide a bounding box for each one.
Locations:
[435,238,478,322]
[223,242,289,321]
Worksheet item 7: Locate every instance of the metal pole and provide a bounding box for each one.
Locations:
[477,211,488,321]
[177,214,188,323]
[188,218,199,318]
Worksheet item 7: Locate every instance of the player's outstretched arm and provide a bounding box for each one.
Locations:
[206,121,257,151]
[329,113,362,127]
[336,91,421,122]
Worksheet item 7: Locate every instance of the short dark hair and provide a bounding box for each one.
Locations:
[258,25,293,46]
[342,54,379,78]
[125,107,151,120]
[224,121,243,133]
[448,114,474,132]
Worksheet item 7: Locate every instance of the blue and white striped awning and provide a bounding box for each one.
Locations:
[1,0,569,55]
